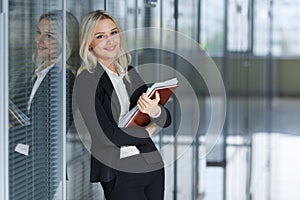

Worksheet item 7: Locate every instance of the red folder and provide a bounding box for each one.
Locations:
[125,84,178,127]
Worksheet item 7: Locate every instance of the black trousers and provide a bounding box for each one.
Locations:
[101,168,164,200]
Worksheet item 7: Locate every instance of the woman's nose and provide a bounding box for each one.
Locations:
[36,35,43,43]
[106,35,114,44]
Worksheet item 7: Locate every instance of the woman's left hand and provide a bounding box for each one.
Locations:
[137,92,161,118]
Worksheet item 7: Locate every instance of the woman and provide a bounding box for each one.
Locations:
[9,10,79,199]
[30,10,79,127]
[75,10,171,200]
[30,10,79,197]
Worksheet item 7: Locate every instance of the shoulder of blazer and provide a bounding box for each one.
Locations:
[76,66,102,88]
[75,64,115,99]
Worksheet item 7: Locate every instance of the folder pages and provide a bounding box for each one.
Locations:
[9,99,31,126]
[119,77,178,128]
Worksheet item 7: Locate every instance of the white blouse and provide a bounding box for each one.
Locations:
[100,62,130,124]
[27,64,55,111]
[100,62,140,159]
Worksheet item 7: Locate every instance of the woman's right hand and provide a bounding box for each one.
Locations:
[145,122,158,137]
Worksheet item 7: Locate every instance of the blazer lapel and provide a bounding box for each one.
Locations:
[95,63,121,120]
[95,64,114,97]
[123,77,136,109]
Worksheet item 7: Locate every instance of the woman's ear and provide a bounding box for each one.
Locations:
[89,42,95,51]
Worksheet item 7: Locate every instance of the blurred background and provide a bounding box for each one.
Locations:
[1,0,300,200]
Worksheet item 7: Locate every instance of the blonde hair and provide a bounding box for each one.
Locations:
[78,10,131,77]
[34,10,80,75]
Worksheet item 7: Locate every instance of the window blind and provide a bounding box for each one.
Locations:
[8,1,64,199]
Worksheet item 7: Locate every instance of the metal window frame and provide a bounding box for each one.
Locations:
[0,0,9,199]
[62,1,67,199]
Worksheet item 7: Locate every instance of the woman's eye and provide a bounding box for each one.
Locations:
[111,30,118,35]
[96,35,104,39]
[46,34,53,39]
[36,30,41,35]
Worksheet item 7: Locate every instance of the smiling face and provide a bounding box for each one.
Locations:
[35,19,61,65]
[90,18,120,67]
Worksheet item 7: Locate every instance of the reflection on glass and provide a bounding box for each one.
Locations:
[9,9,79,200]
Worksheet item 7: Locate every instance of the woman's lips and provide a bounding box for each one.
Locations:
[105,45,116,51]
[37,46,47,50]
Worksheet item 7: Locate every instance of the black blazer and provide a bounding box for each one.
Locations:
[30,66,74,127]
[75,63,171,182]
[11,65,74,128]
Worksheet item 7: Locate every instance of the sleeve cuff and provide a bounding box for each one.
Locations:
[149,106,161,118]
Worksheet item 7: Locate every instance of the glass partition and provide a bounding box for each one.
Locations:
[8,1,65,199]
[65,1,104,199]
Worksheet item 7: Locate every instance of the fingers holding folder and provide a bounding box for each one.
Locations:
[137,92,161,118]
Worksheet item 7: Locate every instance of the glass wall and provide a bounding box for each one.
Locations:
[5,1,105,199]
[8,1,66,200]
[255,0,300,56]
[201,0,225,55]
[65,1,105,199]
